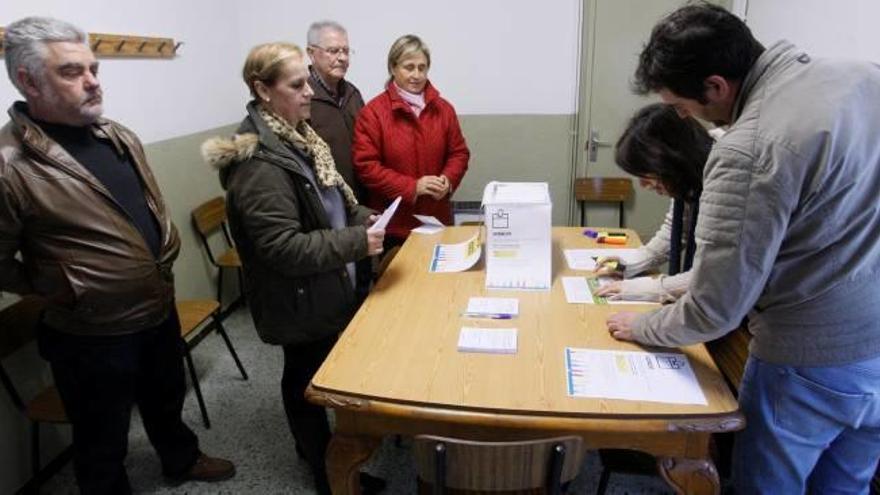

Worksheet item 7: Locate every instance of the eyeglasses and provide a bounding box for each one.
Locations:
[311,45,353,57]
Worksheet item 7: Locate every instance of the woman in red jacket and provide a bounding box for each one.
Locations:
[353,34,470,248]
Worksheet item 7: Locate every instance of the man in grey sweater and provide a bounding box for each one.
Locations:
[606,4,880,493]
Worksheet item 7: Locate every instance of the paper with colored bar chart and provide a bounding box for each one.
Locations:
[564,348,706,405]
[428,233,482,273]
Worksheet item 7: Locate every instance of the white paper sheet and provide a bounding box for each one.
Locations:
[368,196,402,233]
[565,348,707,405]
[458,327,518,354]
[464,297,519,318]
[561,277,654,305]
[563,248,643,271]
[411,214,445,235]
[562,277,594,303]
[428,233,482,273]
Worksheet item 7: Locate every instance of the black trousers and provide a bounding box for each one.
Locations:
[38,309,199,495]
[281,335,338,494]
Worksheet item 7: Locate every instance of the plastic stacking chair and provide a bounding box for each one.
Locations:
[413,435,584,494]
[177,300,248,428]
[192,197,244,316]
[0,296,73,491]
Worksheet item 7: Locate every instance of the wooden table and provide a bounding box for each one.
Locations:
[307,227,742,494]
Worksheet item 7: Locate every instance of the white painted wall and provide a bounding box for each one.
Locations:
[232,0,581,115]
[2,0,582,146]
[1,0,243,143]
[743,0,880,62]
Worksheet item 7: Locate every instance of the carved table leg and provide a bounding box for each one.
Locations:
[658,457,720,495]
[326,433,381,495]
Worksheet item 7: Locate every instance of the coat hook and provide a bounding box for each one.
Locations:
[116,40,126,52]
[138,40,147,52]
[173,42,183,55]
[92,39,103,51]
[158,41,167,53]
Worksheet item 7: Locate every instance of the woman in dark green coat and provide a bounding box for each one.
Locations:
[202,42,383,494]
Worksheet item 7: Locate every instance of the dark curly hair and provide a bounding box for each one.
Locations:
[615,103,713,201]
[633,2,764,101]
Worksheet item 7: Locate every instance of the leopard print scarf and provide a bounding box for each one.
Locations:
[257,104,357,206]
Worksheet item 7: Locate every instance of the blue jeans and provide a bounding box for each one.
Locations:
[733,355,880,494]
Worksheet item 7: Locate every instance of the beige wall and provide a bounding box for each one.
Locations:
[145,124,238,301]
[456,114,578,226]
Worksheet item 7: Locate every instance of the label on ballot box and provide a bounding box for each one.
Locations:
[481,181,552,290]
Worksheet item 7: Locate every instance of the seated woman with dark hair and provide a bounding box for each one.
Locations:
[595,103,717,302]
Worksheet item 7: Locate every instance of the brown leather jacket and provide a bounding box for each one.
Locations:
[0,103,180,335]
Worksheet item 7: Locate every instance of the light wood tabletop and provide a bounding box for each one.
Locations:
[308,227,742,495]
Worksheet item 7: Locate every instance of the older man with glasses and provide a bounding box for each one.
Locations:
[306,21,377,307]
[306,20,365,202]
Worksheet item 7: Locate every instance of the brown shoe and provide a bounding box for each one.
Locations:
[167,453,236,486]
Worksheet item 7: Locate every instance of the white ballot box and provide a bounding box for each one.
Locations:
[481,181,552,290]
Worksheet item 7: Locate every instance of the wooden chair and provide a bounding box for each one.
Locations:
[192,197,244,316]
[0,296,73,490]
[573,177,633,227]
[177,300,248,429]
[706,325,751,391]
[413,435,584,494]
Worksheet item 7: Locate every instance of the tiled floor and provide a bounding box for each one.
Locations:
[42,307,677,494]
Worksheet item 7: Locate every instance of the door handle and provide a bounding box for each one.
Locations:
[588,129,613,162]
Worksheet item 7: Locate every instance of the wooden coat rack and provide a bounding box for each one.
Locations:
[0,27,181,58]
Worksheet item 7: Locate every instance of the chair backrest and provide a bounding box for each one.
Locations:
[413,435,584,494]
[192,196,235,266]
[0,296,48,412]
[192,196,227,237]
[573,177,633,203]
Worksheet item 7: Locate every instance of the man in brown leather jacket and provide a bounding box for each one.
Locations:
[0,17,234,494]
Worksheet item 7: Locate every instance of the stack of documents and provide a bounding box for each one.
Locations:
[462,297,519,319]
[457,327,518,354]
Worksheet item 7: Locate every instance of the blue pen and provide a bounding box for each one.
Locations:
[460,312,514,320]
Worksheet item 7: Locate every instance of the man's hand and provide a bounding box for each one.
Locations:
[365,214,380,228]
[606,311,640,341]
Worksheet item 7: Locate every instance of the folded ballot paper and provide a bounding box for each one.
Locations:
[368,196,401,233]
[482,182,552,290]
[411,215,445,235]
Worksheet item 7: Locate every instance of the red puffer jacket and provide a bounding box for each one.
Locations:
[353,81,470,239]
